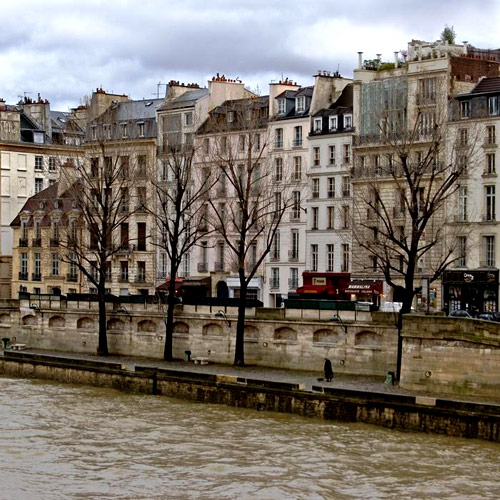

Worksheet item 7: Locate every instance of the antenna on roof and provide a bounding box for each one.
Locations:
[154,82,167,99]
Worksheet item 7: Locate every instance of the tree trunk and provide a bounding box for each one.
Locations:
[163,275,177,361]
[97,291,109,356]
[234,270,247,366]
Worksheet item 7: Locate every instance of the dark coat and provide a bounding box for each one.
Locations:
[324,358,333,380]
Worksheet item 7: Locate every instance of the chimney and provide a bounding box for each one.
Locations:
[268,78,300,117]
[394,52,399,68]
[358,52,363,69]
[462,42,468,55]
[208,76,252,111]
[418,45,422,61]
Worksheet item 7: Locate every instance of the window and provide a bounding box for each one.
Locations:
[138,122,145,137]
[313,147,320,166]
[34,220,41,241]
[120,261,129,281]
[327,244,334,272]
[137,261,146,282]
[277,99,286,114]
[274,192,282,215]
[311,245,318,271]
[221,136,228,154]
[312,178,320,198]
[291,230,299,260]
[292,191,301,219]
[342,205,350,229]
[20,252,28,278]
[293,156,302,181]
[203,137,210,154]
[91,126,97,140]
[312,207,319,230]
[484,236,495,267]
[227,111,235,123]
[137,222,146,251]
[34,253,41,278]
[216,241,224,271]
[52,253,59,276]
[314,118,322,132]
[485,186,496,221]
[35,178,43,194]
[49,157,56,171]
[34,156,43,171]
[486,125,496,145]
[137,155,147,177]
[327,145,335,166]
[342,176,350,197]
[289,268,298,289]
[459,128,468,146]
[419,112,436,135]
[329,116,337,131]
[275,157,283,182]
[238,135,246,152]
[457,237,466,267]
[272,230,280,260]
[488,96,499,116]
[418,78,436,103]
[458,187,467,222]
[121,123,128,138]
[344,114,352,128]
[327,206,335,229]
[184,112,193,126]
[461,100,470,119]
[341,244,349,272]
[69,252,78,279]
[275,128,283,149]
[253,134,261,151]
[293,126,302,147]
[343,144,351,164]
[486,153,496,174]
[271,268,280,288]
[296,96,305,113]
[327,177,335,198]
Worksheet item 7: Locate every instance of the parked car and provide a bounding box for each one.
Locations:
[476,313,495,321]
[449,309,471,318]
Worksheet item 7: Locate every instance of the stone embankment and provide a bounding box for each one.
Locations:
[1,350,499,443]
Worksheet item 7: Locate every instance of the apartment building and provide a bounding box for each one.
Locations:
[351,39,500,310]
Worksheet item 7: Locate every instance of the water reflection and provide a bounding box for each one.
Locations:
[0,377,498,499]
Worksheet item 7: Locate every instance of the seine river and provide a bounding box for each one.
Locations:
[0,377,499,500]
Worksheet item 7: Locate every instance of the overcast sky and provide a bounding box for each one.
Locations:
[2,0,499,110]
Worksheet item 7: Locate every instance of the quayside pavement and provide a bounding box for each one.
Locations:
[2,347,500,407]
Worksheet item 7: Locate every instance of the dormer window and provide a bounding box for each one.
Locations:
[344,114,352,129]
[184,112,193,126]
[329,116,338,132]
[277,99,286,114]
[314,118,322,133]
[121,123,128,138]
[138,122,145,137]
[461,101,471,119]
[488,96,499,116]
[296,96,305,113]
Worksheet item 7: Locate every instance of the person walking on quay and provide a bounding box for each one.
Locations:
[324,358,334,382]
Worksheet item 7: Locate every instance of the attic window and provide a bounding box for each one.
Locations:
[121,123,128,138]
[138,122,145,137]
[314,118,322,133]
[145,102,154,107]
[277,99,286,114]
[344,114,353,129]
[296,96,305,113]
[329,116,338,132]
[227,111,235,123]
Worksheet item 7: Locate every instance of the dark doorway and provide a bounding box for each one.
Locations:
[216,280,229,299]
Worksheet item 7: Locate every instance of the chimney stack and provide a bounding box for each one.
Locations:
[462,42,468,55]
[358,52,363,69]
[394,52,399,68]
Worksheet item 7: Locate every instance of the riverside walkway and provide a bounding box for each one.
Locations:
[2,347,499,406]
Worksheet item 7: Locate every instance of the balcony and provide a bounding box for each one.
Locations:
[288,278,299,290]
[214,262,224,272]
[32,238,42,247]
[135,274,146,283]
[480,260,496,268]
[32,273,42,281]
[19,272,28,280]
[66,274,78,282]
[288,250,299,262]
[269,279,280,290]
[50,238,59,247]
[274,140,283,149]
[312,191,319,199]
[292,139,303,148]
[116,245,131,254]
[119,274,129,283]
[19,238,28,247]
[197,262,208,273]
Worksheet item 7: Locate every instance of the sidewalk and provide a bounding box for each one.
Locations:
[3,348,500,406]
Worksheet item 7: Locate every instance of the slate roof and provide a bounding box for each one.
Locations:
[313,84,353,117]
[470,76,500,95]
[113,98,164,120]
[158,88,209,111]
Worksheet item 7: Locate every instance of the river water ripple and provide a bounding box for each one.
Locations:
[0,377,498,499]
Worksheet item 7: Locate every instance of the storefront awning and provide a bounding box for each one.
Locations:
[296,285,335,294]
[345,280,383,295]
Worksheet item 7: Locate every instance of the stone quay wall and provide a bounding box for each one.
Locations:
[1,351,499,443]
[401,315,500,398]
[0,299,398,376]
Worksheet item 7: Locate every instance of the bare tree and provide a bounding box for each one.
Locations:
[199,98,291,366]
[59,143,135,355]
[353,107,478,379]
[152,142,215,361]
